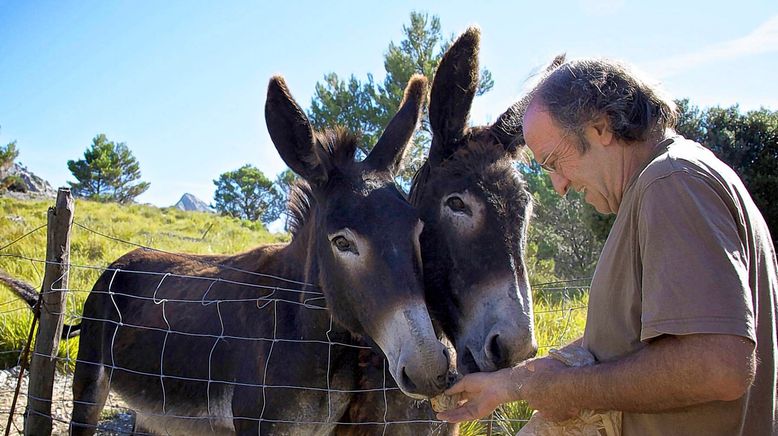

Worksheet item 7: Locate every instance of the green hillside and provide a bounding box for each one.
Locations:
[0,196,287,368]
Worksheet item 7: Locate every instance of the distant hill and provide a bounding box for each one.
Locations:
[0,163,57,199]
[174,193,213,213]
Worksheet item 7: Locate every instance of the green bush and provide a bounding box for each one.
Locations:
[0,174,26,192]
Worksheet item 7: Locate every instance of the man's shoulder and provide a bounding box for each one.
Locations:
[635,136,733,191]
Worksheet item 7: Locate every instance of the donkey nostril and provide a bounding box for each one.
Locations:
[400,367,417,393]
[435,371,447,388]
[460,347,479,374]
[487,333,503,364]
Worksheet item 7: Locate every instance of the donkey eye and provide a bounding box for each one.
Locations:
[332,235,358,254]
[446,196,468,214]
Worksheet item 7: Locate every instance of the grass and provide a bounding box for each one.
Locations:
[0,196,588,432]
[0,197,286,369]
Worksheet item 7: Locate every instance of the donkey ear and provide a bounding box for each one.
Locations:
[546,53,566,71]
[364,75,427,174]
[490,53,567,154]
[265,76,328,185]
[428,26,480,163]
[490,101,524,155]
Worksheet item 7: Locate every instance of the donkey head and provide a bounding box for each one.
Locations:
[410,28,536,374]
[265,75,449,398]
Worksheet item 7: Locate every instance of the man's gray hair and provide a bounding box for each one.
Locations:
[530,58,677,151]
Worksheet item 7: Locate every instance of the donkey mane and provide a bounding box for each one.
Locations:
[286,127,362,236]
[286,181,313,237]
[411,128,526,205]
[316,127,362,168]
[441,129,520,176]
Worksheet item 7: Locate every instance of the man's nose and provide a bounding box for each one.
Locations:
[550,172,570,196]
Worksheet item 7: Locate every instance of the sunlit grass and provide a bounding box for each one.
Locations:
[0,197,286,369]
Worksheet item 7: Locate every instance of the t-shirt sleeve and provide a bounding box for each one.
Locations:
[638,171,755,342]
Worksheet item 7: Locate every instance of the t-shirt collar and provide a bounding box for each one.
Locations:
[624,135,680,195]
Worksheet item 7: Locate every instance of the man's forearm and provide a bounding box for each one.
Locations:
[516,334,755,414]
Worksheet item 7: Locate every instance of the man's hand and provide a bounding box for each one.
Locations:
[436,356,577,423]
[435,367,515,423]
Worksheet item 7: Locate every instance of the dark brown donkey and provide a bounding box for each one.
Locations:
[339,28,539,434]
[414,27,538,375]
[67,75,450,435]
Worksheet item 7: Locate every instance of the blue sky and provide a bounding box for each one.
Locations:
[1,0,776,207]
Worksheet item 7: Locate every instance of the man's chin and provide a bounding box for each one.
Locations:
[595,204,617,215]
[584,195,615,215]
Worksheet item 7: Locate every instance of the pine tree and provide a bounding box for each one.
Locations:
[67,134,150,203]
[213,164,283,224]
[0,140,18,176]
[308,12,494,185]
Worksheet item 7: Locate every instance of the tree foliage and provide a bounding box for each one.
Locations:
[213,164,283,224]
[67,134,150,203]
[308,12,494,185]
[273,169,300,231]
[0,140,19,175]
[522,163,603,280]
[0,140,23,192]
[675,99,778,246]
[273,168,299,201]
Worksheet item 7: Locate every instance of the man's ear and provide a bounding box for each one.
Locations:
[588,115,614,147]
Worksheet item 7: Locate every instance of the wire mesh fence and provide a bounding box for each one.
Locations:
[0,207,590,435]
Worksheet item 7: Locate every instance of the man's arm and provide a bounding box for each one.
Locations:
[437,333,755,423]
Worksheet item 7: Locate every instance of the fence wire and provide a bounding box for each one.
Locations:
[0,217,590,435]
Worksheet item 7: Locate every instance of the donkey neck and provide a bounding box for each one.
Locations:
[273,217,357,344]
[280,216,320,294]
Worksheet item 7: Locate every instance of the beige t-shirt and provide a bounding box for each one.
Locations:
[582,137,777,435]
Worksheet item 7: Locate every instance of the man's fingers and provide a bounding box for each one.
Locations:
[444,378,469,395]
[436,401,483,423]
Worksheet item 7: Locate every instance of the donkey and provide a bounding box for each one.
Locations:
[67,75,450,435]
[338,28,541,433]
[413,27,538,375]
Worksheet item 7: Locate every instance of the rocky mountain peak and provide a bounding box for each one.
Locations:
[174,193,213,213]
[0,163,57,198]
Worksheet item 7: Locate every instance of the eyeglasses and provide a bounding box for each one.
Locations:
[537,132,570,173]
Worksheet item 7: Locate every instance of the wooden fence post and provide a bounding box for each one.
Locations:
[24,188,74,436]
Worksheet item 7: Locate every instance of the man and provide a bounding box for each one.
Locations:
[437,58,777,435]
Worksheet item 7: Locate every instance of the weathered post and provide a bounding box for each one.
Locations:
[24,188,74,436]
